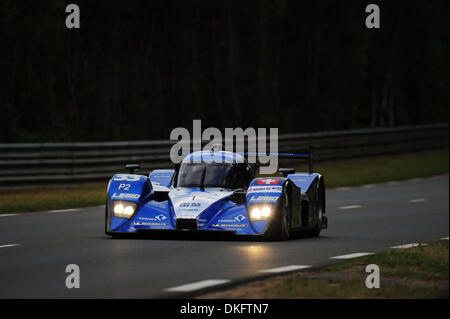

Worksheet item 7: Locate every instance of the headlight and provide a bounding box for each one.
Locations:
[250,205,272,220]
[250,207,261,219]
[261,206,271,218]
[113,201,136,219]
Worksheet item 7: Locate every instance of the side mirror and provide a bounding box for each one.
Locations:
[126,164,140,174]
[231,190,247,204]
[279,168,295,177]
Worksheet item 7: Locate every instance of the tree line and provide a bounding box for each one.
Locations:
[0,0,448,142]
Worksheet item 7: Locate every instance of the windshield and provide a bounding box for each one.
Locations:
[177,163,231,188]
[176,162,251,189]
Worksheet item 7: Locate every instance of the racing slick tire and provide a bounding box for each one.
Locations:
[305,179,325,237]
[105,204,112,236]
[266,184,291,241]
[105,202,119,237]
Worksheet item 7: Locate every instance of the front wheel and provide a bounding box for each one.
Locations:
[266,187,291,241]
[104,203,109,235]
[105,201,116,236]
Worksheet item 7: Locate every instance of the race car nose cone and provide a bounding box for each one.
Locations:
[169,188,234,219]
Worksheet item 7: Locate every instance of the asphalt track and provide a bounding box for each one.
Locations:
[0,175,448,298]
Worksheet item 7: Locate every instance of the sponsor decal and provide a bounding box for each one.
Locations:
[118,183,131,191]
[212,223,248,228]
[247,186,282,193]
[138,215,167,222]
[155,214,167,221]
[180,202,201,208]
[138,217,153,220]
[178,202,202,212]
[113,174,141,182]
[218,214,247,223]
[111,193,140,199]
[289,176,308,182]
[257,178,281,185]
[134,222,168,226]
[249,196,279,202]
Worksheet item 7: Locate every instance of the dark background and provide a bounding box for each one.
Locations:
[0,0,448,142]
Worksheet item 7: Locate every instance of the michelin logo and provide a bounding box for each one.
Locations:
[212,223,248,228]
[134,222,168,226]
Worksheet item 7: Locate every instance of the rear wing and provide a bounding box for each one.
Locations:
[243,145,314,174]
[177,144,315,174]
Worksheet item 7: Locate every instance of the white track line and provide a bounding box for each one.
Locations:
[330,252,374,259]
[47,208,81,213]
[386,181,399,185]
[409,198,426,203]
[441,237,449,240]
[0,244,20,249]
[336,187,352,191]
[361,184,376,189]
[164,279,230,292]
[339,205,362,210]
[391,243,428,249]
[260,265,312,273]
[0,214,19,217]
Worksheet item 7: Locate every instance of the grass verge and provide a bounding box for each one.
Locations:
[0,185,107,214]
[198,240,449,299]
[0,149,448,214]
[298,149,448,188]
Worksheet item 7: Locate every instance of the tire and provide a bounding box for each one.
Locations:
[105,201,115,237]
[306,179,325,237]
[266,186,291,241]
[104,203,109,235]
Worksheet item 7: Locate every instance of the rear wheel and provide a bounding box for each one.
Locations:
[306,179,325,237]
[306,207,322,237]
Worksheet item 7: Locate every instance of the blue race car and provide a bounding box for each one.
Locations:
[105,147,327,240]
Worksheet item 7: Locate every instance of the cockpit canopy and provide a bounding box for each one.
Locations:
[176,162,253,189]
